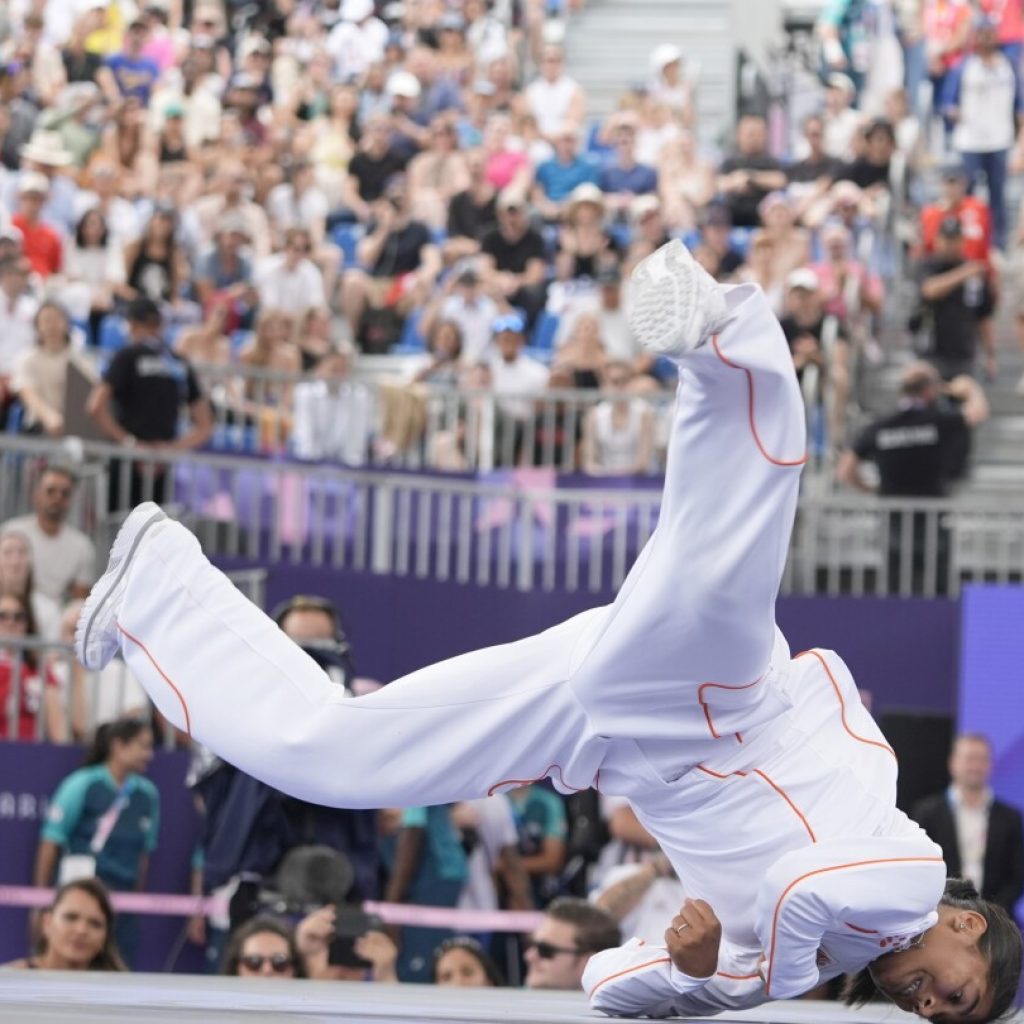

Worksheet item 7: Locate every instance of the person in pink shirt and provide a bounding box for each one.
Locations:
[977,0,1024,67]
[482,114,531,192]
[811,221,884,323]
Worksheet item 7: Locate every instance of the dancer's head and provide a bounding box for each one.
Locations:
[524,898,620,990]
[433,936,504,987]
[846,879,1022,1021]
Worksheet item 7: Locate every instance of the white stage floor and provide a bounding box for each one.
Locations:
[0,972,925,1024]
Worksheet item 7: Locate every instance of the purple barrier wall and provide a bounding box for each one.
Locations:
[0,743,204,973]
[251,563,961,716]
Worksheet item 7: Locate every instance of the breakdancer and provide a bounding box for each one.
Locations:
[77,241,1020,1019]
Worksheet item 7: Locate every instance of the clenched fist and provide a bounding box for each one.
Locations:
[664,898,722,980]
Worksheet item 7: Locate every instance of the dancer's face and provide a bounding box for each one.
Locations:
[869,910,992,1021]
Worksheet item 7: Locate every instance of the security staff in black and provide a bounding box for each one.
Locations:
[88,297,213,510]
[837,361,989,592]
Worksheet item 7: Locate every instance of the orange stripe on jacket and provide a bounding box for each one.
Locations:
[697,675,765,740]
[765,856,945,995]
[587,955,673,998]
[711,334,808,468]
[794,650,896,759]
[488,763,591,797]
[117,622,192,738]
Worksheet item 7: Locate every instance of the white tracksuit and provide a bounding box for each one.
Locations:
[113,283,946,1017]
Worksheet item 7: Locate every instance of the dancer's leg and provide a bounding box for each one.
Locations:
[570,274,806,741]
[114,520,607,809]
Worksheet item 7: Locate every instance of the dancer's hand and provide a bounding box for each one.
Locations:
[665,898,721,980]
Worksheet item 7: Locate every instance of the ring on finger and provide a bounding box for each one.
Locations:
[674,923,691,935]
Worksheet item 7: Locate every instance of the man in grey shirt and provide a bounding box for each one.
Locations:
[2,464,95,603]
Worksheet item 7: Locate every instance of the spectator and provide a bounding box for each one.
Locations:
[194,215,256,322]
[60,209,128,337]
[293,903,399,982]
[925,0,973,118]
[481,113,532,193]
[343,114,409,226]
[382,803,468,983]
[221,917,308,979]
[13,301,91,439]
[0,590,65,742]
[1,465,94,604]
[445,147,498,262]
[123,205,180,306]
[525,44,586,141]
[838,360,989,497]
[920,161,992,261]
[913,734,1024,916]
[581,361,655,476]
[487,312,549,456]
[943,16,1024,249]
[555,184,618,284]
[839,117,896,191]
[11,173,62,279]
[788,114,844,190]
[0,529,61,641]
[292,347,374,465]
[597,115,658,218]
[342,175,441,344]
[625,195,673,271]
[193,164,272,262]
[592,847,683,945]
[97,18,160,107]
[236,309,302,448]
[406,113,470,231]
[255,227,329,321]
[811,221,885,323]
[421,264,498,366]
[0,255,38,392]
[410,320,464,386]
[452,795,533,914]
[479,189,548,326]
[326,0,389,84]
[35,717,157,969]
[821,73,862,161]
[656,131,715,233]
[914,216,996,380]
[433,936,504,987]
[691,203,745,282]
[73,160,142,249]
[88,297,213,508]
[715,114,787,228]
[758,191,811,282]
[647,44,693,122]
[508,783,569,908]
[524,897,620,990]
[1,879,126,971]
[735,231,787,315]
[533,124,600,220]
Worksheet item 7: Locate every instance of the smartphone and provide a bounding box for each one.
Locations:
[327,906,382,969]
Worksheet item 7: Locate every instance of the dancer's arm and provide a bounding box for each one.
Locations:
[584,937,763,1018]
[755,834,947,1000]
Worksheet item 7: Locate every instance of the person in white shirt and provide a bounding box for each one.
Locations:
[822,73,863,161]
[255,228,328,320]
[581,360,654,476]
[943,17,1024,249]
[525,44,585,142]
[454,794,533,912]
[0,256,39,381]
[421,265,499,366]
[326,0,388,82]
[487,312,549,435]
[79,241,1023,1022]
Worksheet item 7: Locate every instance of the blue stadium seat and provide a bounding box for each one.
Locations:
[332,224,366,267]
[4,400,24,434]
[393,308,427,353]
[729,227,754,257]
[98,315,127,354]
[531,311,560,351]
[230,329,253,354]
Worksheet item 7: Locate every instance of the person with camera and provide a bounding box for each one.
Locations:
[290,904,399,982]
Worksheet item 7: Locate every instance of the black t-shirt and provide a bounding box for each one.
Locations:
[480,226,547,273]
[853,403,969,497]
[918,257,995,364]
[447,190,497,241]
[838,158,891,190]
[367,219,433,278]
[787,155,843,184]
[104,340,202,442]
[348,149,408,203]
[717,153,785,227]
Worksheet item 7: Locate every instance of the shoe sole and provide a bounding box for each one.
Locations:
[629,241,691,356]
[76,507,167,669]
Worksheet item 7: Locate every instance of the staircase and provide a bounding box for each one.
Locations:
[564,0,739,148]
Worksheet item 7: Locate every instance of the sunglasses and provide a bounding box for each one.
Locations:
[526,939,581,960]
[240,953,293,973]
[0,611,27,624]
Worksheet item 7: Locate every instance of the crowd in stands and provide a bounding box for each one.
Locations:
[1,0,1024,996]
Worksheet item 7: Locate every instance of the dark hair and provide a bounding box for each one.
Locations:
[221,916,307,978]
[75,208,109,249]
[86,717,151,767]
[428,318,464,360]
[0,589,39,670]
[843,879,1023,1021]
[546,897,621,955]
[38,879,127,971]
[34,300,71,345]
[432,936,504,986]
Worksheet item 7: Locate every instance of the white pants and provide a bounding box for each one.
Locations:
[116,283,806,811]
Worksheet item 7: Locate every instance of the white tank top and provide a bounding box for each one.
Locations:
[593,401,644,473]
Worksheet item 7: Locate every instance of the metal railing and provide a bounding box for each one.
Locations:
[3,435,1024,599]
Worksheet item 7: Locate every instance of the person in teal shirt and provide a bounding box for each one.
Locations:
[508,783,568,908]
[35,717,159,964]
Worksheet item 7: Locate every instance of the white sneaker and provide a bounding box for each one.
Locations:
[628,239,732,359]
[75,503,168,670]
